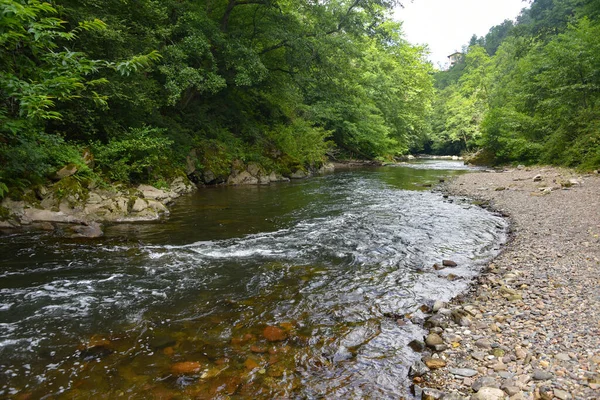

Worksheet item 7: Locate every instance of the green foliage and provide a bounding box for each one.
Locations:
[93,126,174,183]
[0,182,8,199]
[428,0,600,169]
[1,0,435,194]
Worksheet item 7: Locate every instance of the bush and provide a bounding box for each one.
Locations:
[93,126,174,183]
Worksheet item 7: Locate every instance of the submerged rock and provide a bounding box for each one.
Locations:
[65,222,103,238]
[171,361,203,375]
[442,260,458,267]
[263,326,287,342]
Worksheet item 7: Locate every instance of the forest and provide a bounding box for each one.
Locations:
[1,0,599,198]
[429,0,600,169]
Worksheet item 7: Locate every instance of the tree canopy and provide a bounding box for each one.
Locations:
[426,0,600,170]
[0,0,434,195]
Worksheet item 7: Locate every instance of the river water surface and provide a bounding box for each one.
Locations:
[0,161,507,399]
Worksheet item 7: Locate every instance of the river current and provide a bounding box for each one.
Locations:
[0,161,507,399]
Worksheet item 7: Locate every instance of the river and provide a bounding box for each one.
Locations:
[0,160,507,399]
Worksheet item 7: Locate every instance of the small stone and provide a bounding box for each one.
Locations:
[553,389,570,400]
[432,344,448,352]
[472,351,486,361]
[449,368,478,377]
[443,393,467,400]
[533,175,542,182]
[423,356,446,369]
[492,362,508,372]
[409,359,430,377]
[555,353,570,361]
[408,339,426,352]
[421,387,444,400]
[475,338,492,350]
[532,369,553,381]
[507,294,523,302]
[472,377,500,391]
[426,333,444,347]
[250,345,267,353]
[503,386,520,396]
[433,263,445,270]
[495,187,506,191]
[471,387,505,400]
[539,386,554,400]
[491,348,505,357]
[442,260,458,267]
[515,348,527,360]
[244,358,260,370]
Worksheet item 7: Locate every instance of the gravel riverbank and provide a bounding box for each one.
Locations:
[414,167,600,400]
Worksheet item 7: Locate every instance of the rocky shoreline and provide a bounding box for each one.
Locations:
[411,167,600,400]
[0,161,337,237]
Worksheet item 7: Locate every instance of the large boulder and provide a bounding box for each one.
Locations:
[227,171,259,185]
[65,222,103,238]
[137,184,174,202]
[290,169,310,179]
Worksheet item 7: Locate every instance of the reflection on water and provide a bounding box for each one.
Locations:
[0,162,507,399]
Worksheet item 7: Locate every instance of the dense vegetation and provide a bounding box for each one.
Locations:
[0,0,433,196]
[2,0,599,199]
[428,0,600,170]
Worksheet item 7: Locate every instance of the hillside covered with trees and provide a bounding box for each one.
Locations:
[427,0,600,170]
[0,0,433,197]
[1,0,599,200]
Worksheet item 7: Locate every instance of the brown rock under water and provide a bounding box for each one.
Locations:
[170,361,202,375]
[263,326,287,342]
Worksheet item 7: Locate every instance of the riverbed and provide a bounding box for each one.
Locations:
[0,161,507,399]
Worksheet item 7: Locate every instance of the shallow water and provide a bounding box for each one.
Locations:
[0,161,507,399]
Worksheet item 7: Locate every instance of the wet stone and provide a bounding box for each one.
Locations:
[409,359,430,377]
[442,260,458,267]
[409,339,426,352]
[263,326,287,342]
[171,361,202,375]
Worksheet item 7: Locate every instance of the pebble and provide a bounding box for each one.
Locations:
[426,333,444,347]
[419,168,600,399]
[471,387,505,400]
[553,389,570,399]
[423,356,446,369]
[533,369,553,381]
[449,368,478,378]
[472,377,499,391]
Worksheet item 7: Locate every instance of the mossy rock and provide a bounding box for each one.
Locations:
[52,176,89,206]
[0,206,10,221]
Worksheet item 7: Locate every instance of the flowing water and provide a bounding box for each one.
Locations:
[0,161,507,399]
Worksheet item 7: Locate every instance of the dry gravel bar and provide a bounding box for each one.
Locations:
[414,167,600,400]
